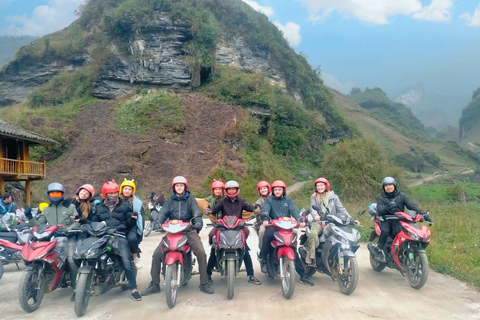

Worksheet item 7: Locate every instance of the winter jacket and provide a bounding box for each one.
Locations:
[260,195,300,222]
[93,199,135,234]
[376,190,424,217]
[310,191,351,220]
[65,198,95,224]
[158,191,203,232]
[0,200,15,216]
[211,197,255,219]
[29,201,79,231]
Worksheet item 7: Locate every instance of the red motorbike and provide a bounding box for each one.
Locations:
[261,217,298,299]
[161,220,193,308]
[0,223,32,279]
[361,204,432,289]
[18,224,79,312]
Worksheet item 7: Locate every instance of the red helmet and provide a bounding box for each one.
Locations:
[256,181,271,195]
[76,184,95,198]
[314,177,330,192]
[210,179,225,192]
[102,180,119,199]
[271,180,287,196]
[172,176,188,191]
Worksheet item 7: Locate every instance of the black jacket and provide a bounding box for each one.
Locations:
[93,199,135,234]
[65,198,95,224]
[158,191,203,232]
[260,195,300,221]
[211,197,255,219]
[376,190,424,217]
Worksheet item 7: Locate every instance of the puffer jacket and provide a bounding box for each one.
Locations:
[260,195,300,221]
[29,200,79,231]
[376,189,424,217]
[310,190,351,220]
[158,191,203,232]
[93,199,135,234]
[211,197,255,219]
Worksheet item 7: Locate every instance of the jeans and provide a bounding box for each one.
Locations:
[115,237,137,290]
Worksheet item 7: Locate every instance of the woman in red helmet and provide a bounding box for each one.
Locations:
[254,181,271,249]
[68,184,96,225]
[308,178,357,264]
[204,179,225,224]
[93,180,142,301]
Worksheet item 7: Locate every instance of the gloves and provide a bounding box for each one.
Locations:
[24,206,32,220]
[423,213,433,223]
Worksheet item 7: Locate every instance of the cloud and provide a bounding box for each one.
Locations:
[413,0,453,22]
[295,0,454,24]
[242,0,274,17]
[460,4,480,27]
[274,21,302,47]
[321,72,355,95]
[1,0,85,37]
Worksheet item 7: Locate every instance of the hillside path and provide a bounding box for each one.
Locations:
[286,181,308,194]
[1,222,479,320]
[408,174,442,188]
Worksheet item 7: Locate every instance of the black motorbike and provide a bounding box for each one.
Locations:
[143,202,163,237]
[298,206,361,295]
[73,222,128,317]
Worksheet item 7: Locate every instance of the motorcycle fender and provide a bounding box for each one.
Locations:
[411,248,426,253]
[277,247,295,260]
[78,265,94,274]
[25,263,41,271]
[225,252,238,261]
[339,250,356,258]
[165,251,184,265]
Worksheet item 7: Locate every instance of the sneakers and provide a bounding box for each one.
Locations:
[70,292,75,302]
[305,256,315,267]
[134,257,143,269]
[131,290,142,301]
[199,284,214,294]
[261,260,268,274]
[300,276,315,286]
[248,276,262,285]
[141,281,161,296]
[376,250,387,263]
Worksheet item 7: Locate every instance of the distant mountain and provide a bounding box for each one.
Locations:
[459,87,480,149]
[0,36,37,68]
[436,125,459,141]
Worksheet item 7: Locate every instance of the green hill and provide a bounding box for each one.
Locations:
[459,87,480,152]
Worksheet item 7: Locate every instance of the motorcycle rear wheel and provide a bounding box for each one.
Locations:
[165,263,179,308]
[407,251,429,289]
[18,266,46,313]
[281,257,295,299]
[369,240,387,272]
[227,260,235,300]
[75,271,95,317]
[143,222,152,237]
[338,257,359,295]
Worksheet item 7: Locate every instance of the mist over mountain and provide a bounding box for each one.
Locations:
[0,36,37,68]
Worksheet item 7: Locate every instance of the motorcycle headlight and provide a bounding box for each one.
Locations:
[407,231,419,241]
[234,233,242,247]
[86,247,99,258]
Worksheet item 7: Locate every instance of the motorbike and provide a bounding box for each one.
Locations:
[73,222,130,317]
[261,217,298,299]
[161,219,193,308]
[211,215,250,299]
[298,206,361,295]
[18,224,81,312]
[0,223,32,277]
[360,203,432,289]
[143,202,163,237]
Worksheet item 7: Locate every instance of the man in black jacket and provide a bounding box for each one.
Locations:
[142,176,214,296]
[375,177,431,262]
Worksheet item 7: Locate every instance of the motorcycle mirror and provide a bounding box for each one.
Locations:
[358,209,366,216]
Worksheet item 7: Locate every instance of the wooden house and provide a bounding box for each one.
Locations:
[0,120,57,205]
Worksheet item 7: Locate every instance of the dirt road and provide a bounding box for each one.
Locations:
[1,223,479,320]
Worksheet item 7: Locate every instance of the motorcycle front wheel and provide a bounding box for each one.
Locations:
[281,257,295,299]
[407,251,429,289]
[227,260,235,300]
[75,271,95,317]
[143,222,152,237]
[338,256,359,295]
[18,266,46,313]
[165,263,179,308]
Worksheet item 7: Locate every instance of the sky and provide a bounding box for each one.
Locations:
[0,0,479,104]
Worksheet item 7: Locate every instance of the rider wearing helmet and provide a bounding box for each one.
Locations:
[67,184,95,225]
[119,178,145,270]
[254,181,271,249]
[142,176,214,296]
[206,180,262,285]
[93,180,142,301]
[259,180,314,286]
[307,178,355,266]
[375,177,430,262]
[24,182,80,301]
[204,179,225,224]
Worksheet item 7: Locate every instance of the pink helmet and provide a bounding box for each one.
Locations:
[76,184,95,198]
[314,177,330,192]
[256,181,271,195]
[172,176,189,191]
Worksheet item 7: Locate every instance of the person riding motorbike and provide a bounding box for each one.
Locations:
[254,181,271,250]
[307,178,358,265]
[375,176,431,262]
[24,182,80,301]
[141,176,214,296]
[206,180,262,285]
[259,180,314,286]
[68,184,96,225]
[119,178,145,270]
[92,180,142,301]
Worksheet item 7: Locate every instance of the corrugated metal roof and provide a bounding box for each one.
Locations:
[0,120,57,145]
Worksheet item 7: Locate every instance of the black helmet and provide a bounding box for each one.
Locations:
[46,182,65,204]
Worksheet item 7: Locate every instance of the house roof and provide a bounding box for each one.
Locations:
[0,120,57,145]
